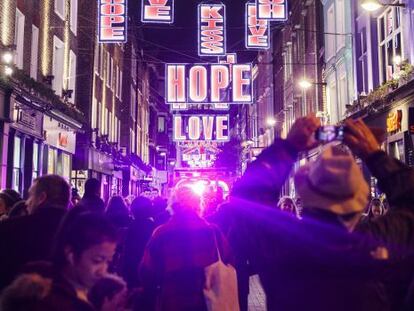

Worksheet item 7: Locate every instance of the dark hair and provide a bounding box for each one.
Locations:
[367,198,384,218]
[0,189,22,211]
[106,196,128,215]
[8,201,28,218]
[33,175,70,208]
[84,178,101,197]
[130,196,152,219]
[52,212,117,269]
[88,274,126,311]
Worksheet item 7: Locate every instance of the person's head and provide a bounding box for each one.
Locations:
[152,196,167,215]
[26,175,70,213]
[294,146,369,231]
[8,201,28,218]
[53,212,118,291]
[130,196,153,220]
[106,196,128,215]
[71,188,81,206]
[277,196,298,217]
[368,198,384,218]
[0,273,52,311]
[170,186,202,216]
[0,189,22,216]
[84,178,101,198]
[88,274,127,311]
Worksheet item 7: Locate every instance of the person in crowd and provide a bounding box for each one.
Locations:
[105,196,131,228]
[0,273,52,311]
[0,175,70,291]
[277,196,299,218]
[0,189,22,220]
[140,186,232,311]
[152,196,170,228]
[121,196,155,288]
[34,212,118,311]
[71,188,82,208]
[88,274,128,311]
[230,116,414,310]
[360,198,385,224]
[79,178,105,213]
[7,200,28,218]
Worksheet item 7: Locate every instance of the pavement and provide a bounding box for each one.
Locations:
[248,275,266,311]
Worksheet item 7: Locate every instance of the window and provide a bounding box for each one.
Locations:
[47,148,57,174]
[158,116,165,132]
[30,25,39,79]
[108,111,113,141]
[12,136,21,192]
[52,36,65,96]
[115,65,119,97]
[119,71,123,98]
[389,140,405,163]
[130,129,136,154]
[118,119,121,143]
[131,86,136,120]
[338,73,347,118]
[91,98,97,128]
[70,0,78,34]
[326,82,338,124]
[283,44,292,81]
[99,46,104,76]
[94,41,99,74]
[97,101,102,135]
[131,46,137,82]
[106,52,111,87]
[336,0,345,50]
[358,27,369,93]
[32,142,40,181]
[55,0,65,19]
[325,4,335,60]
[378,7,403,83]
[14,9,25,69]
[61,153,71,180]
[68,50,77,103]
[110,58,114,90]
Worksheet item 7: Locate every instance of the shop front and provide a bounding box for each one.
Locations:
[6,94,44,195]
[0,87,10,189]
[88,149,114,203]
[121,164,141,198]
[43,114,78,183]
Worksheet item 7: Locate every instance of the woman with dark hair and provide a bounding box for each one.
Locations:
[105,196,131,228]
[35,212,118,311]
[277,196,299,218]
[0,189,22,220]
[367,198,385,220]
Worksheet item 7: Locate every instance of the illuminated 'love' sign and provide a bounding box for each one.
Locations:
[246,3,270,49]
[166,64,253,104]
[141,0,174,23]
[173,115,229,142]
[198,3,226,56]
[98,0,127,43]
[257,0,288,21]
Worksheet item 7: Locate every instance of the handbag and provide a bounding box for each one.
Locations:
[203,229,240,311]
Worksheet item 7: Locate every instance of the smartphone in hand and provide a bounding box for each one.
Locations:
[315,125,345,143]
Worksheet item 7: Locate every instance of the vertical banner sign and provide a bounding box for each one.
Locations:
[141,0,174,24]
[98,0,127,43]
[257,0,288,21]
[246,3,270,49]
[198,3,226,56]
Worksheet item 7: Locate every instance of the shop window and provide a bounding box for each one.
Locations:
[389,140,405,163]
[32,142,40,181]
[12,136,22,192]
[47,148,57,174]
[61,153,71,181]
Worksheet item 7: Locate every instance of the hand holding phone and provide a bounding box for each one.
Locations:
[315,125,345,143]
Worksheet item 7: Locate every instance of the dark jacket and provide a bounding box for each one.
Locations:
[0,205,67,290]
[140,212,232,311]
[79,196,105,214]
[231,139,414,311]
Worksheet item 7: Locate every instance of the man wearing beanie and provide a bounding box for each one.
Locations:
[230,116,414,311]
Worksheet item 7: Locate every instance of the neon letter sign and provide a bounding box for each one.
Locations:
[98,0,127,43]
[141,0,174,23]
[246,3,270,49]
[198,3,226,56]
[173,115,230,142]
[257,0,288,21]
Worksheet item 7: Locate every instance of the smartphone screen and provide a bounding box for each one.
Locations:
[316,126,344,142]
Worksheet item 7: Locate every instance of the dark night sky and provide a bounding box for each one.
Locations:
[139,0,259,65]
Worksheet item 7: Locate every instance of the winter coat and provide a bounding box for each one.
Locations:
[79,196,105,214]
[0,205,67,290]
[230,139,414,311]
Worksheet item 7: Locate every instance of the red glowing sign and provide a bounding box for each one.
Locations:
[166,63,253,104]
[246,3,270,49]
[141,0,174,24]
[198,3,226,56]
[257,0,288,21]
[173,115,229,142]
[98,0,127,43]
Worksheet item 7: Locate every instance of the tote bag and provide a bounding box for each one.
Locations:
[203,229,240,311]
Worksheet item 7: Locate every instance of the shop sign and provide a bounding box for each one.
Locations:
[198,3,226,56]
[12,101,43,138]
[142,0,174,23]
[98,0,127,43]
[89,149,114,174]
[43,117,76,154]
[166,63,253,104]
[245,3,270,49]
[386,110,402,133]
[257,0,288,21]
[173,114,229,142]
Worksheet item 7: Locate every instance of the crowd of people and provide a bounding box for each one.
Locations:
[0,116,413,310]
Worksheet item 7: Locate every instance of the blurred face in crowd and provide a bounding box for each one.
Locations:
[26,181,47,213]
[65,242,116,290]
[280,201,296,215]
[371,201,383,217]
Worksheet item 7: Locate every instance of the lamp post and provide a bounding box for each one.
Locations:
[361,0,406,12]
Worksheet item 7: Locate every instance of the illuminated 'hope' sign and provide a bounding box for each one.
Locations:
[173,115,229,142]
[166,64,253,104]
[141,0,174,23]
[198,3,226,56]
[98,0,127,43]
[246,3,270,49]
[257,0,288,21]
